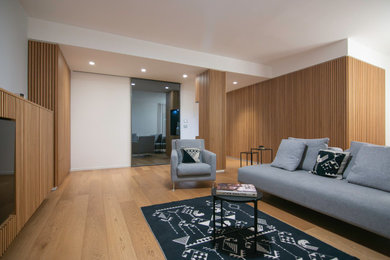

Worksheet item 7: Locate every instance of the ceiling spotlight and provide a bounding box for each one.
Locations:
[233,81,238,85]
[165,86,169,89]
[131,83,135,86]
[141,68,146,72]
[182,74,188,78]
[89,61,95,66]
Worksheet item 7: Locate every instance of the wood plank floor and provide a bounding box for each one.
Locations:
[3,158,390,260]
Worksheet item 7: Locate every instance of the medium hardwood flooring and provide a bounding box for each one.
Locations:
[2,158,390,260]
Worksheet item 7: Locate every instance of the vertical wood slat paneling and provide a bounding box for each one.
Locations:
[28,41,57,111]
[0,215,17,257]
[28,40,71,187]
[227,57,351,160]
[227,56,385,160]
[347,57,385,145]
[197,70,226,170]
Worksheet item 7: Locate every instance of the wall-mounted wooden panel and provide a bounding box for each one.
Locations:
[28,41,57,111]
[197,70,226,170]
[0,88,54,256]
[28,40,71,187]
[347,57,385,145]
[55,49,71,186]
[0,93,16,119]
[227,56,385,161]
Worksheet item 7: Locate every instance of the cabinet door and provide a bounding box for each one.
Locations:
[23,102,40,222]
[40,108,54,200]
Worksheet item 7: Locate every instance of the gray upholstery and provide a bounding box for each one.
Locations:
[177,163,211,176]
[271,139,306,171]
[343,141,369,178]
[171,139,216,189]
[288,137,329,171]
[132,135,155,154]
[347,145,390,192]
[238,164,390,239]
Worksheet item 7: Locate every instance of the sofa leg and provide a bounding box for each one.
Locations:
[172,182,175,191]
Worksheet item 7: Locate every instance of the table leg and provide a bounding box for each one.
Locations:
[220,200,223,229]
[254,200,258,252]
[213,197,216,244]
[250,151,253,165]
[260,150,263,164]
[240,153,242,167]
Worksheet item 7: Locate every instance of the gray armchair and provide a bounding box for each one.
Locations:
[171,139,216,190]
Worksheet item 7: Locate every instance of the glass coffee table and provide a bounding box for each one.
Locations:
[211,187,263,252]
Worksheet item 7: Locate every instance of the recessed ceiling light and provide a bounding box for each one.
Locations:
[141,68,146,72]
[233,81,238,85]
[182,74,188,78]
[165,86,169,89]
[89,61,95,66]
[131,83,135,86]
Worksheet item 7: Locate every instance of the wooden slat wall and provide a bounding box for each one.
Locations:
[226,56,385,160]
[28,41,57,111]
[197,70,226,170]
[227,57,348,160]
[347,57,385,145]
[0,215,17,256]
[0,88,54,256]
[28,40,71,187]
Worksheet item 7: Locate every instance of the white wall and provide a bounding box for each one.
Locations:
[347,39,390,145]
[269,39,348,77]
[0,0,28,96]
[71,72,131,171]
[180,81,199,139]
[131,90,166,136]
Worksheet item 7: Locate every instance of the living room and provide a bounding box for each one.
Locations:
[1,0,390,259]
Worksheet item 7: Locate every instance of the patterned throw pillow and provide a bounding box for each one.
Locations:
[311,149,350,179]
[181,148,201,163]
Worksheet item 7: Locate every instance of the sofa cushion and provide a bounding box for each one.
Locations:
[311,149,350,179]
[181,148,201,163]
[347,145,390,192]
[343,141,369,178]
[288,137,329,171]
[177,163,211,177]
[238,164,390,239]
[271,139,306,171]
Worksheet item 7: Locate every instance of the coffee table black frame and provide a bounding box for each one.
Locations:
[211,187,263,252]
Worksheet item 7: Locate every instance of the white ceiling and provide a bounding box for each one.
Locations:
[60,44,265,92]
[20,0,390,64]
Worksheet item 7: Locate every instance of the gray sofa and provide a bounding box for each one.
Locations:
[238,141,390,239]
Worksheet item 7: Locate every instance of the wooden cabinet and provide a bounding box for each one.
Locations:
[1,89,54,255]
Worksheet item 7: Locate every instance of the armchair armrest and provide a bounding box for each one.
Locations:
[203,150,216,178]
[171,149,179,179]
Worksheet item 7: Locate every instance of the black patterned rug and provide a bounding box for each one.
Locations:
[142,196,358,260]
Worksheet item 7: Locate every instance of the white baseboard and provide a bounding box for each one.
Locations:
[70,164,131,172]
[216,169,225,173]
